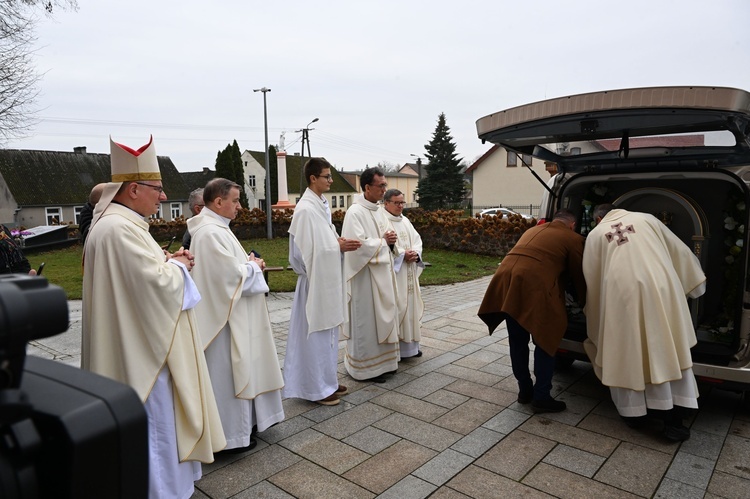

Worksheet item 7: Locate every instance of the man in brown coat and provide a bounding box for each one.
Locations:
[478,208,586,413]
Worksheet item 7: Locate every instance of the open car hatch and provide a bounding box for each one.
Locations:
[476,86,750,173]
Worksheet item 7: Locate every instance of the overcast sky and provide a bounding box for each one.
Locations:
[6,0,750,172]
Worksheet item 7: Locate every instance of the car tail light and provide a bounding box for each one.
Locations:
[695,376,724,384]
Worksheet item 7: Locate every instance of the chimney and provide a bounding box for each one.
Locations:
[73,146,87,154]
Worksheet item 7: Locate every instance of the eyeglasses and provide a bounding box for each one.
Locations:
[370,183,388,189]
[135,182,164,193]
[388,201,406,206]
[317,174,333,181]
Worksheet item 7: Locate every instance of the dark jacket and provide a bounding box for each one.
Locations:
[0,225,32,274]
[79,202,95,244]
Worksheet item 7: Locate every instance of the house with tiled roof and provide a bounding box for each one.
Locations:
[466,144,551,217]
[240,150,357,211]
[182,167,216,193]
[467,135,708,217]
[0,146,191,228]
[398,161,423,178]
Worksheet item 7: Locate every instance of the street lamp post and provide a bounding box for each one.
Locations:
[297,118,319,195]
[410,153,423,206]
[410,153,423,181]
[253,87,272,239]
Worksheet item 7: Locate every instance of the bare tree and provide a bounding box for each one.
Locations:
[0,1,77,143]
[376,160,398,173]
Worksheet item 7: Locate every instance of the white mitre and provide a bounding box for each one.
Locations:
[90,136,161,229]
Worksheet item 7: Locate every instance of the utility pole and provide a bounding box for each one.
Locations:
[253,87,272,239]
[297,118,318,196]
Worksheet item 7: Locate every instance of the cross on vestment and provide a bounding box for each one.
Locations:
[604,222,636,246]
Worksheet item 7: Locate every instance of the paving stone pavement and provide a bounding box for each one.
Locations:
[34,276,750,498]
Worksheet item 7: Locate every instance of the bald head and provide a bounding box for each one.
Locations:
[89,183,107,205]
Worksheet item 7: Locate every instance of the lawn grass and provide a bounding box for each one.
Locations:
[26,244,84,300]
[25,238,501,299]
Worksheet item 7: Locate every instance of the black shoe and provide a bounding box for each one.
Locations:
[663,423,690,442]
[517,392,533,404]
[531,398,566,413]
[217,437,257,455]
[620,415,648,429]
[383,370,397,376]
[365,375,387,383]
[402,350,423,359]
[517,380,533,405]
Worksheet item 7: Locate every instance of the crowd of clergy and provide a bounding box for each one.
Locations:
[80,140,426,499]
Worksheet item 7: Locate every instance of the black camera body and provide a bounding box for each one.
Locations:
[0,275,148,498]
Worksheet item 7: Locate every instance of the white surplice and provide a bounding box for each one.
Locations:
[341,195,400,379]
[145,369,201,499]
[283,189,345,401]
[188,208,285,446]
[382,209,425,357]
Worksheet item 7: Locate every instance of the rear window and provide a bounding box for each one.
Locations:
[538,130,736,158]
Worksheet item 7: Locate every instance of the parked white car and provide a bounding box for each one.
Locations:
[476,207,533,220]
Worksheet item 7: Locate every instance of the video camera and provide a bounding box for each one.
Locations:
[0,275,147,498]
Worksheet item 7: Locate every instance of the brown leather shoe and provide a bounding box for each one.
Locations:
[335,385,348,395]
[316,393,340,406]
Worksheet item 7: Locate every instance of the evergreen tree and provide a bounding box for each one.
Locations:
[215,147,232,181]
[230,140,249,208]
[415,113,465,210]
[215,141,248,208]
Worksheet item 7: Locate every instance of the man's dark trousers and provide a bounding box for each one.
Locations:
[506,315,555,401]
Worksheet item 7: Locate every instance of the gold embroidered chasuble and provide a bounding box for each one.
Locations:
[583,209,706,391]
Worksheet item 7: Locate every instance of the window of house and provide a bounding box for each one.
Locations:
[150,205,163,220]
[339,196,344,208]
[521,154,532,166]
[170,203,182,219]
[46,207,62,225]
[507,151,517,167]
[74,206,84,225]
[248,175,256,189]
[331,196,337,208]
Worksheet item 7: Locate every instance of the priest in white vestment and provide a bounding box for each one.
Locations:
[188,178,285,451]
[382,189,425,359]
[341,167,400,382]
[82,137,226,499]
[283,158,362,406]
[583,204,706,441]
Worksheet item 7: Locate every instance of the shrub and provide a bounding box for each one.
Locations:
[147,207,535,258]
